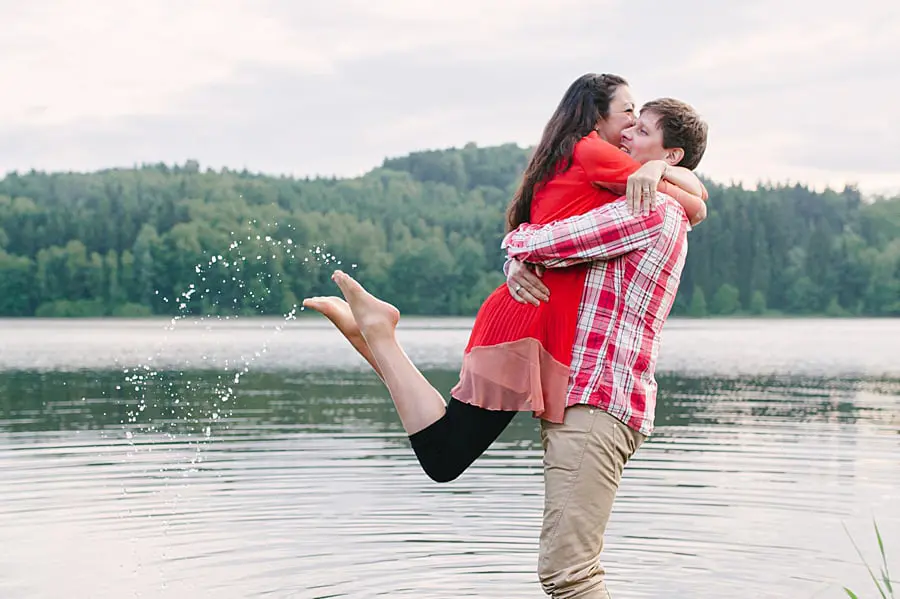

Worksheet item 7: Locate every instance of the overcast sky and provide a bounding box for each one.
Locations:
[2,0,898,194]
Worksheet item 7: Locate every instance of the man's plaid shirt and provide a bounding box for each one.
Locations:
[503,196,689,436]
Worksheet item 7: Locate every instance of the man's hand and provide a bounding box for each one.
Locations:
[626,160,667,216]
[507,259,549,306]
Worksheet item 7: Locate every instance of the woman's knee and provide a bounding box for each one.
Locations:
[408,399,513,483]
[421,462,464,483]
[411,441,467,483]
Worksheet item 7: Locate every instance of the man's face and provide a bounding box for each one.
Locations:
[619,111,669,164]
[595,85,636,147]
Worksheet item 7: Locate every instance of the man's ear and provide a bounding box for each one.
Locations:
[664,147,685,166]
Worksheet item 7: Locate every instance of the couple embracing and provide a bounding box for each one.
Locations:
[304,72,709,598]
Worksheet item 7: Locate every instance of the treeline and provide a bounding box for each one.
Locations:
[0,143,898,318]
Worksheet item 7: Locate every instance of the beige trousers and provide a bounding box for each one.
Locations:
[538,405,646,598]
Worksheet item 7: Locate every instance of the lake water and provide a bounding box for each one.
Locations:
[1,317,898,598]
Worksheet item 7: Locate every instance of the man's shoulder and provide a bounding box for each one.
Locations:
[658,194,689,217]
[653,194,691,234]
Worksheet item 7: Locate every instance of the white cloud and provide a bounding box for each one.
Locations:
[0,0,612,126]
[628,0,900,193]
[0,0,333,126]
[0,0,898,194]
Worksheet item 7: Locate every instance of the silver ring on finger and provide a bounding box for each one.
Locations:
[514,284,522,294]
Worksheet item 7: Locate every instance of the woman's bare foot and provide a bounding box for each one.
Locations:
[331,270,400,340]
[302,296,383,379]
[330,271,447,435]
[302,296,360,337]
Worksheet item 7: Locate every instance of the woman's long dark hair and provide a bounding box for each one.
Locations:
[506,73,627,231]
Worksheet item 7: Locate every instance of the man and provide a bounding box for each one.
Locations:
[503,97,708,598]
[305,97,709,598]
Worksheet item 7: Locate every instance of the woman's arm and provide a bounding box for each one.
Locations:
[628,160,708,226]
[575,136,707,225]
[659,180,706,226]
[661,164,707,199]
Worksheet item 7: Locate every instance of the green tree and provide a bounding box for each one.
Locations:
[386,237,457,314]
[0,149,898,317]
[787,276,820,314]
[824,297,848,317]
[104,250,124,306]
[711,283,741,315]
[748,290,767,315]
[863,241,900,315]
[132,225,160,309]
[0,251,35,315]
[688,286,707,317]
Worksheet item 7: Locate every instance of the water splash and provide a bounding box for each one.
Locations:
[115,219,353,459]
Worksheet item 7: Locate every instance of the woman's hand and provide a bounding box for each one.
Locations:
[626,160,668,216]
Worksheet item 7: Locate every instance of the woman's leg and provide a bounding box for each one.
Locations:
[306,274,517,482]
[410,398,516,482]
[302,296,384,380]
[309,272,444,434]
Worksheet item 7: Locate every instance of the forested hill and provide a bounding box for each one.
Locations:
[0,142,898,318]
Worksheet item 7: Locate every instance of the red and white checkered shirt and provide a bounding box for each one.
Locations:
[502,196,689,436]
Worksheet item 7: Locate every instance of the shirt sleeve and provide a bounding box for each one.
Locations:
[502,199,665,268]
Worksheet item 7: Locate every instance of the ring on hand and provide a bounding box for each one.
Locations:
[514,284,522,294]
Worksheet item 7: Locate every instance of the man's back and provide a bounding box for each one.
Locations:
[566,196,689,435]
[502,194,690,436]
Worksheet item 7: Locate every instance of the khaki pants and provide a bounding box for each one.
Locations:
[538,405,645,598]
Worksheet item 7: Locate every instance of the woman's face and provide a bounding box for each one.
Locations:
[595,85,636,146]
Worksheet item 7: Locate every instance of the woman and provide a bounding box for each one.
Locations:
[303,73,706,482]
[451,74,705,426]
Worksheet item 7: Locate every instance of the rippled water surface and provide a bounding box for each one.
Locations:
[1,317,898,598]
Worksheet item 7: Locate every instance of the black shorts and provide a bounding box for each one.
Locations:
[407,397,517,482]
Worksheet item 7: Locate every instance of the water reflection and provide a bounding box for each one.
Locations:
[1,368,898,598]
[3,369,896,435]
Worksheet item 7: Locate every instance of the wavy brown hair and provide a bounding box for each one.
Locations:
[505,73,627,232]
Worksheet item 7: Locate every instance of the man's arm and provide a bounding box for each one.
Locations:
[503,199,665,269]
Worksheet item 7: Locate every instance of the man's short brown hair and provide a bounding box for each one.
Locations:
[640,98,708,171]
